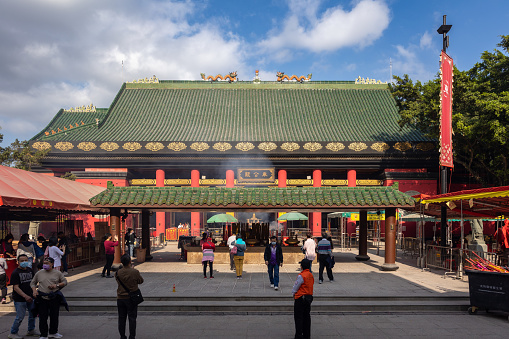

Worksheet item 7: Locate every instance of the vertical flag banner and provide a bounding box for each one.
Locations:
[440,51,454,168]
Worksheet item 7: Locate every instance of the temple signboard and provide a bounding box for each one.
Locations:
[237,168,275,183]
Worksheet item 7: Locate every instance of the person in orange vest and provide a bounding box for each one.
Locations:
[292,259,314,339]
[495,219,509,264]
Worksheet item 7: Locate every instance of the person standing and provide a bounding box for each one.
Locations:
[2,234,16,258]
[125,228,136,258]
[57,232,70,276]
[102,233,119,278]
[9,254,39,338]
[201,232,215,279]
[264,236,283,290]
[16,234,36,271]
[227,233,237,271]
[31,257,67,339]
[0,254,7,304]
[317,233,334,284]
[233,234,246,279]
[116,254,144,339]
[47,237,64,272]
[301,233,316,272]
[292,259,314,339]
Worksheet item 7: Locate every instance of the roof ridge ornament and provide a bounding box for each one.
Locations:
[64,103,96,112]
[355,76,387,84]
[128,75,159,84]
[276,72,312,83]
[200,72,238,82]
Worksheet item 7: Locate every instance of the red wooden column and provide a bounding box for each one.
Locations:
[110,208,122,264]
[381,207,399,271]
[356,210,370,261]
[155,169,165,238]
[311,170,322,236]
[191,170,201,236]
[278,170,287,187]
[348,169,356,187]
[226,170,234,188]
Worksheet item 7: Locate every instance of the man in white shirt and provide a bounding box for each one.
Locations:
[227,233,237,270]
[301,233,316,272]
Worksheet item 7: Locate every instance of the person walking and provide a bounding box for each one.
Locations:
[47,237,64,272]
[102,233,118,278]
[317,233,334,284]
[227,233,237,271]
[301,233,316,272]
[116,254,144,339]
[57,232,70,276]
[31,257,67,339]
[292,259,314,339]
[264,236,283,290]
[201,232,215,278]
[0,254,7,304]
[8,254,39,338]
[233,234,246,279]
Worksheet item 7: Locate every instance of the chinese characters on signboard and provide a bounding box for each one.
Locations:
[237,168,275,183]
[440,51,454,168]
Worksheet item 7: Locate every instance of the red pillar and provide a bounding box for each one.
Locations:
[226,170,234,188]
[278,170,287,187]
[381,208,399,271]
[155,169,165,237]
[348,169,357,187]
[312,170,322,236]
[110,208,122,264]
[191,170,201,236]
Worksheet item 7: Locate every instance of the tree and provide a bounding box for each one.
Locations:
[390,35,509,186]
[0,139,50,171]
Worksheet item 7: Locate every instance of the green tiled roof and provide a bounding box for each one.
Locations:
[34,81,427,142]
[90,186,415,208]
[31,108,108,141]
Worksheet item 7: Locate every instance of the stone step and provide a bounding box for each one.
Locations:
[0,297,470,314]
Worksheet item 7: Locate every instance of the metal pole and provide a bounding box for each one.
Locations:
[458,200,464,279]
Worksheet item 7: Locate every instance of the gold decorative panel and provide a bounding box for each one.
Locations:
[54,142,74,151]
[200,179,226,185]
[213,142,232,152]
[326,142,345,152]
[190,142,209,151]
[130,179,156,185]
[258,142,277,152]
[77,142,97,152]
[100,142,119,152]
[322,179,348,186]
[416,142,434,151]
[371,142,390,152]
[32,142,51,151]
[348,142,368,152]
[164,179,191,185]
[145,142,164,152]
[303,142,322,152]
[287,179,313,186]
[122,142,142,152]
[281,142,300,152]
[394,142,412,152]
[357,180,383,186]
[235,142,255,152]
[168,142,187,151]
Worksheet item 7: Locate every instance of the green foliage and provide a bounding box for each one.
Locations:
[0,139,49,171]
[61,172,77,181]
[391,35,509,186]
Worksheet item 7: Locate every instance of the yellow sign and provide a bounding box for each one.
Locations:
[350,213,386,221]
[278,212,287,222]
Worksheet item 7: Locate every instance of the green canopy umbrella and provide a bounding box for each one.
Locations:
[207,213,238,223]
[277,212,308,221]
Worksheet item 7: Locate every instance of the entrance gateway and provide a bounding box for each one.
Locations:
[29,73,438,270]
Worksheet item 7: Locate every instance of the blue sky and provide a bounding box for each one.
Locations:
[0,0,508,145]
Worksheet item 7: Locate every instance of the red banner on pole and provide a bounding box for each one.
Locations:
[440,51,453,168]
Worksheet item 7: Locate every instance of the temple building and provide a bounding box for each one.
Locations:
[30,73,441,239]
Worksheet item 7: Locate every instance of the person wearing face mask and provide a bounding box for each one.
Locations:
[264,235,283,290]
[8,254,39,339]
[30,257,67,339]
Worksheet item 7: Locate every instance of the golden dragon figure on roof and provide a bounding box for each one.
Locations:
[200,71,238,82]
[276,72,312,82]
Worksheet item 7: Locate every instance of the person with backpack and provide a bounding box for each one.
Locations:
[116,254,144,339]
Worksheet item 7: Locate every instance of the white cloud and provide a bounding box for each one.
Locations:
[420,31,432,49]
[392,44,434,82]
[258,0,390,57]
